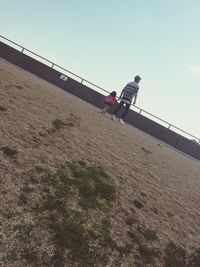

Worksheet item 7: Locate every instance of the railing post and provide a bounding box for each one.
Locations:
[168,124,171,129]
[21,48,25,53]
[51,63,54,68]
[81,79,84,84]
[139,109,142,114]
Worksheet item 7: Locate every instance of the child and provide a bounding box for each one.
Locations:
[101,91,117,114]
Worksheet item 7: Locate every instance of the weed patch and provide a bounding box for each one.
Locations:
[138,242,160,264]
[0,105,7,111]
[52,119,66,130]
[12,161,117,266]
[189,248,200,267]
[164,241,186,267]
[143,229,158,241]
[141,146,153,154]
[48,115,80,133]
[15,84,24,89]
[0,146,18,157]
[67,161,116,210]
[127,226,160,265]
[133,199,144,209]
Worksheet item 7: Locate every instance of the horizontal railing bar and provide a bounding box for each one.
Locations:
[22,48,54,65]
[133,106,170,125]
[0,34,23,50]
[168,125,199,140]
[132,105,199,140]
[82,80,110,94]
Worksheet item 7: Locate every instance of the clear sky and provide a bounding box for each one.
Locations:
[0,0,200,139]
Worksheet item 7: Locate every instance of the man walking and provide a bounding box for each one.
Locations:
[112,75,142,124]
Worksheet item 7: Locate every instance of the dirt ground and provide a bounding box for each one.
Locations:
[0,58,200,267]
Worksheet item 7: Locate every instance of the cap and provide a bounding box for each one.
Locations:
[135,75,142,80]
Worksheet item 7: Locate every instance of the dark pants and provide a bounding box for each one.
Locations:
[113,99,131,119]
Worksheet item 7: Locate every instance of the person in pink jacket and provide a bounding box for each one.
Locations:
[100,91,117,114]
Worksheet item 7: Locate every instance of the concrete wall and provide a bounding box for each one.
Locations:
[0,40,199,160]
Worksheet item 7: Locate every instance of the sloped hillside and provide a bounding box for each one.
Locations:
[0,58,200,267]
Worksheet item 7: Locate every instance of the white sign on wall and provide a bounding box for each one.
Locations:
[60,74,68,81]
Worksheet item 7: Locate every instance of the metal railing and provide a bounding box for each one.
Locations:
[0,34,199,144]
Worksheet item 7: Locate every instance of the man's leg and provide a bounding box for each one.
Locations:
[113,101,124,115]
[121,103,131,119]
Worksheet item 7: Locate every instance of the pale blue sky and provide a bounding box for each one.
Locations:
[1,0,200,139]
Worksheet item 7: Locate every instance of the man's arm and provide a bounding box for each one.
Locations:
[119,87,125,99]
[119,90,123,99]
[133,93,138,105]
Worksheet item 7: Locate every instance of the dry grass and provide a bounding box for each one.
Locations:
[0,58,200,266]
